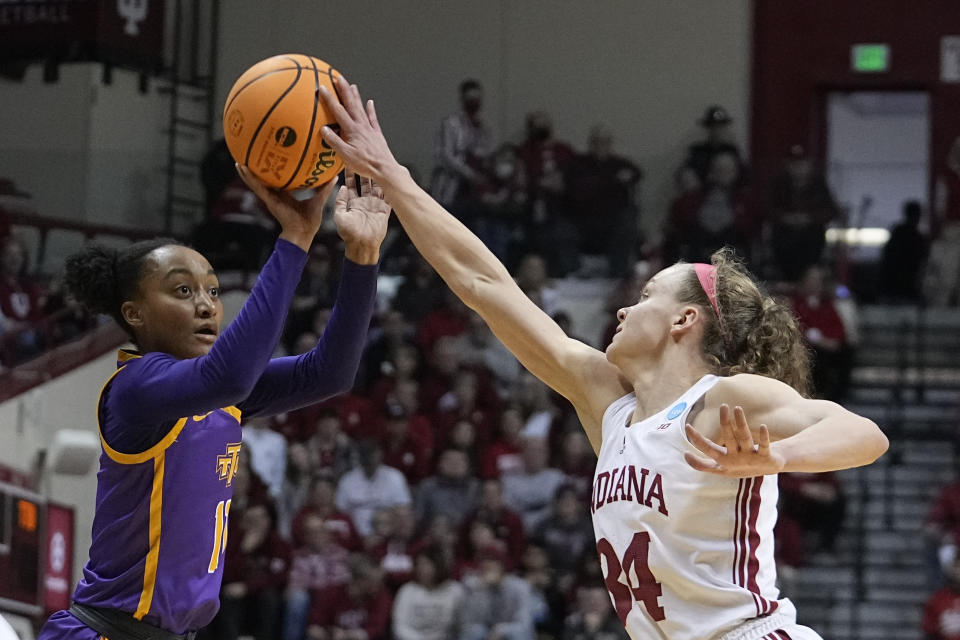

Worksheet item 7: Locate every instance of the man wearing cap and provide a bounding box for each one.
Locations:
[684,105,745,185]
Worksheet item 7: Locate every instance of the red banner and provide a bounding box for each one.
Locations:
[0,0,165,72]
[44,503,74,615]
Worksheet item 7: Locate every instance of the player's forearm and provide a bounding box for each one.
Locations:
[379,165,513,305]
[237,258,377,417]
[772,415,888,473]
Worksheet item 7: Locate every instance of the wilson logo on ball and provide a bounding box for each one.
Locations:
[301,124,340,188]
[274,126,297,147]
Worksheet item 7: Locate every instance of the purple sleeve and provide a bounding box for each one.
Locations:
[237,259,378,418]
[103,239,308,437]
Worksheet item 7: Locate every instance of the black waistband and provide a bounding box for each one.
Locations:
[69,603,197,640]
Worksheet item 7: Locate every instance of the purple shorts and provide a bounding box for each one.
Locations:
[37,610,103,640]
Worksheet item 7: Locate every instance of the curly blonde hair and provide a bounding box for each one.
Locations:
[675,248,812,396]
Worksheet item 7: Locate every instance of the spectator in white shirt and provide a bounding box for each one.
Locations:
[335,439,412,537]
[242,415,287,500]
[502,436,566,532]
[392,548,464,640]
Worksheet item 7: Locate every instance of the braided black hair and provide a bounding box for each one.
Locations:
[63,238,183,342]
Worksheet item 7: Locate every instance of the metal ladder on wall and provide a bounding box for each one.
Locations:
[161,0,220,235]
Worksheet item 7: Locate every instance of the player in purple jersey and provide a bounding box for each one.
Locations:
[38,169,391,640]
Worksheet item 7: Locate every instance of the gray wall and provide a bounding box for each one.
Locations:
[0,0,750,237]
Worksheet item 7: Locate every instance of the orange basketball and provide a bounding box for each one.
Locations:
[223,54,344,190]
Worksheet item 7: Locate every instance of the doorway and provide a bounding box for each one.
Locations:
[825,91,930,264]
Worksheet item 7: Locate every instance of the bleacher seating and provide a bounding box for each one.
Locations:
[792,305,960,640]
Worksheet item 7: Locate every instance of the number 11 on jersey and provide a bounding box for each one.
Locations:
[208,499,232,573]
[597,531,665,623]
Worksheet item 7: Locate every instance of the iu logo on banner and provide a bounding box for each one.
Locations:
[44,504,75,615]
[117,0,149,36]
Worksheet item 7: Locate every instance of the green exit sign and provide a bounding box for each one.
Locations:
[852,44,890,72]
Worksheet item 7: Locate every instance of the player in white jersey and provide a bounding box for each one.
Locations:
[317,77,890,640]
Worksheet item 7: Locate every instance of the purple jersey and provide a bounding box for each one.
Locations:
[71,350,243,631]
[39,240,379,638]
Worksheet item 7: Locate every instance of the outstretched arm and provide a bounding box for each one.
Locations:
[684,374,888,476]
[239,171,389,418]
[317,77,629,452]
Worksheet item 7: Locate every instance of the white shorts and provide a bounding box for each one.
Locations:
[717,600,824,640]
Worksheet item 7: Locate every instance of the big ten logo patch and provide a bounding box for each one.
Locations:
[258,149,290,183]
[216,443,243,487]
[117,0,148,36]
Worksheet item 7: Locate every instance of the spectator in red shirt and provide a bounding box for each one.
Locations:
[410,513,459,572]
[363,308,420,392]
[194,173,276,271]
[282,513,350,640]
[433,367,499,452]
[664,151,760,265]
[924,548,960,640]
[367,344,426,426]
[290,477,360,552]
[460,478,527,568]
[791,265,854,402]
[419,335,499,418]
[0,235,46,365]
[307,555,392,640]
[367,504,418,592]
[928,482,960,549]
[445,418,479,470]
[925,479,960,591]
[379,401,432,484]
[323,393,377,441]
[481,406,526,479]
[392,254,443,326]
[555,430,597,500]
[518,110,578,277]
[218,502,290,640]
[417,288,470,356]
[778,471,846,556]
[306,407,358,482]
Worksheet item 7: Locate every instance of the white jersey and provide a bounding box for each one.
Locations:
[592,375,800,640]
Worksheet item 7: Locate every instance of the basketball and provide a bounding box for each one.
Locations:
[222,54,344,190]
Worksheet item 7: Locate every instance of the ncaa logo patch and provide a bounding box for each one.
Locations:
[667,402,687,420]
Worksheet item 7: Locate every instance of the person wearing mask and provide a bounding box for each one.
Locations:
[566,125,643,276]
[430,79,491,219]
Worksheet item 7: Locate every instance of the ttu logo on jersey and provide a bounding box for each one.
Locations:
[216,443,243,487]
